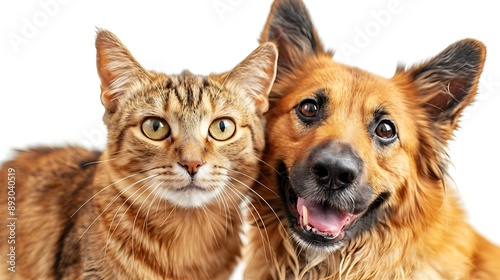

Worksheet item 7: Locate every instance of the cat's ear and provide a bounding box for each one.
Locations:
[95,28,148,112]
[224,42,278,114]
[398,39,486,140]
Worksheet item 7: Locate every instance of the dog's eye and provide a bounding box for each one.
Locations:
[375,120,397,141]
[300,102,318,117]
[296,99,319,122]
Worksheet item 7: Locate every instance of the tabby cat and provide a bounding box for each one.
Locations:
[0,29,277,280]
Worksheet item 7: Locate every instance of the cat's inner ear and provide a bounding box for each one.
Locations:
[400,39,486,132]
[223,42,278,114]
[95,29,147,111]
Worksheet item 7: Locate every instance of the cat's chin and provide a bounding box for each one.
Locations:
[160,185,222,208]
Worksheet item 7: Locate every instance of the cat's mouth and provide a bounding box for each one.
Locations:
[175,184,208,192]
[159,182,222,208]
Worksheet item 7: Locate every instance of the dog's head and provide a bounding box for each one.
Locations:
[259,0,486,254]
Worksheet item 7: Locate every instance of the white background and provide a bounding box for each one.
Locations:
[1,0,499,278]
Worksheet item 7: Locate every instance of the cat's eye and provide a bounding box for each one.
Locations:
[141,117,170,140]
[375,119,397,144]
[209,118,236,141]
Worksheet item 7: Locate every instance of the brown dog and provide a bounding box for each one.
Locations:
[244,0,500,279]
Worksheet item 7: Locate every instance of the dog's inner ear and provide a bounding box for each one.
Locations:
[402,39,486,129]
[260,0,326,75]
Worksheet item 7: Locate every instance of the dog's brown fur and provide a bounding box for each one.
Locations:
[245,0,500,279]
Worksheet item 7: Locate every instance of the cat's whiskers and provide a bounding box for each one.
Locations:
[104,176,158,259]
[75,173,158,245]
[130,181,164,271]
[71,162,165,219]
[223,167,284,228]
[71,161,138,218]
[153,187,169,219]
[224,165,296,270]
[243,153,285,190]
[225,179,275,267]
[219,183,282,273]
[213,188,232,240]
[255,157,281,178]
[221,181,253,228]
[142,181,165,231]
[216,186,246,241]
[81,157,117,167]
[202,203,221,247]
[159,201,178,228]
[226,166,281,200]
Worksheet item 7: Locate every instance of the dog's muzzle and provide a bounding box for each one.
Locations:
[281,141,375,247]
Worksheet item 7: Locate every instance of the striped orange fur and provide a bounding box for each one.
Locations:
[0,29,277,279]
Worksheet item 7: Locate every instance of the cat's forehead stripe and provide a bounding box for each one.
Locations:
[158,73,218,110]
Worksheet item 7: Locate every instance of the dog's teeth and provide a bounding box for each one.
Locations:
[302,205,309,226]
[301,212,343,239]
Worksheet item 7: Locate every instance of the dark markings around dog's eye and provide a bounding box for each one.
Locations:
[295,89,328,125]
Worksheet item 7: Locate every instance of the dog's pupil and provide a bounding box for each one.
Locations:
[301,103,317,117]
[377,122,393,138]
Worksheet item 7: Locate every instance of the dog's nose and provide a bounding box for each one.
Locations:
[311,142,362,190]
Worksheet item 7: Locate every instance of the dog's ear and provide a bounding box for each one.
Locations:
[260,0,327,96]
[400,39,486,138]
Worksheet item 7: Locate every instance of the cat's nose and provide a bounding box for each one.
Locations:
[179,160,204,175]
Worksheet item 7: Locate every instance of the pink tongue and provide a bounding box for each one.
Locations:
[297,197,351,234]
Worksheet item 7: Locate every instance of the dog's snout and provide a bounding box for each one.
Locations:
[311,142,362,190]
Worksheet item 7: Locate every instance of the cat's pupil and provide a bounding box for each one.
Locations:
[219,121,226,132]
[153,120,160,131]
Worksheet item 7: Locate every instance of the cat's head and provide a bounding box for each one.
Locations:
[95,29,277,208]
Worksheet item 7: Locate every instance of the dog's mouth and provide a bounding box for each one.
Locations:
[297,197,358,241]
[279,162,388,248]
[285,183,359,244]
